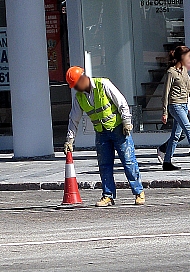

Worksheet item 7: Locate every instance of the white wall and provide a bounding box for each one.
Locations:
[6,0,54,157]
[0,136,13,150]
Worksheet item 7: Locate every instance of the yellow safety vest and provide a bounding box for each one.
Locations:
[76,78,122,132]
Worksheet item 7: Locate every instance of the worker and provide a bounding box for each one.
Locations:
[64,66,145,206]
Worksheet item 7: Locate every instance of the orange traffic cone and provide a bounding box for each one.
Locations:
[62,151,82,204]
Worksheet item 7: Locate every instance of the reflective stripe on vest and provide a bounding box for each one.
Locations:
[86,101,113,116]
[91,109,118,125]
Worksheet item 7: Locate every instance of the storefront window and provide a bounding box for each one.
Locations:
[81,0,135,105]
[81,0,184,132]
[132,0,184,132]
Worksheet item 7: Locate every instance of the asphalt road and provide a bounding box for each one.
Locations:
[0,189,190,272]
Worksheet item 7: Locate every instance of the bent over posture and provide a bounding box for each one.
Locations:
[64,66,145,206]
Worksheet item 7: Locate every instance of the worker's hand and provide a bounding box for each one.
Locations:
[123,121,133,136]
[64,138,74,155]
[162,115,168,125]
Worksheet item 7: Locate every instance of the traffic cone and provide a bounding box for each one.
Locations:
[62,151,82,204]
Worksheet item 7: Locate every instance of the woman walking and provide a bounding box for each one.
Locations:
[162,46,190,171]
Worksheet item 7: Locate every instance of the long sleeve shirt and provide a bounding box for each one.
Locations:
[162,66,190,116]
[67,78,131,139]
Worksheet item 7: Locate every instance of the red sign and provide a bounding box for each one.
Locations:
[45,0,57,12]
[45,11,64,82]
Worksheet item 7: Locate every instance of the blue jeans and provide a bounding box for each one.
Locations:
[95,124,143,198]
[164,103,190,163]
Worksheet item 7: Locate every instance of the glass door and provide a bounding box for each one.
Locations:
[81,0,135,105]
[81,0,185,133]
[132,0,184,132]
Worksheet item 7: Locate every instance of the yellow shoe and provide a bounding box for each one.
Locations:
[95,196,115,207]
[135,191,145,205]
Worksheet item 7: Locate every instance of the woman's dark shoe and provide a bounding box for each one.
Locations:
[163,162,181,171]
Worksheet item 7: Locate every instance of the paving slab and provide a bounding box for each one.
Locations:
[0,148,190,190]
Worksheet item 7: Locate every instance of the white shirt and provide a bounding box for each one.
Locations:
[67,78,131,139]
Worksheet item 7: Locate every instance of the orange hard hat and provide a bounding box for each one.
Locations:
[66,66,84,88]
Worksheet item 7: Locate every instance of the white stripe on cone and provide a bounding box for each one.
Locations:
[65,164,76,178]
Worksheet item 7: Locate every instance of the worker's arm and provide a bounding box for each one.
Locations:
[64,96,83,155]
[67,96,83,139]
[102,78,132,123]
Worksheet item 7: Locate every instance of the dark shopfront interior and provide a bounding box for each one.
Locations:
[0,0,71,147]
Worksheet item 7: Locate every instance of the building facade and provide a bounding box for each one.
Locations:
[0,0,190,155]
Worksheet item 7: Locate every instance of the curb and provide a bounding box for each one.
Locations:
[0,180,190,191]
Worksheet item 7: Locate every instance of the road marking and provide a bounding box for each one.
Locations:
[0,233,190,247]
[0,202,188,213]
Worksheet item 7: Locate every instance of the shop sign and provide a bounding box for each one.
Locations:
[0,28,9,91]
[140,0,183,5]
[45,0,57,12]
[45,12,64,82]
[140,0,183,13]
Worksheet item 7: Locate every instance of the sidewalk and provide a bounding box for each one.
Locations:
[0,148,190,191]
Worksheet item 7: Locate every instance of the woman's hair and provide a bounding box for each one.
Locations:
[168,46,190,68]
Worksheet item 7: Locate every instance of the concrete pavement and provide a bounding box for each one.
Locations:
[0,148,190,190]
[0,189,190,271]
